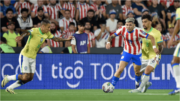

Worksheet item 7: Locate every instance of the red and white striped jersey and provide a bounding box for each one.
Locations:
[90,3,106,12]
[110,31,124,47]
[86,31,95,47]
[164,33,180,48]
[76,2,90,20]
[63,2,76,18]
[59,17,76,30]
[47,4,61,19]
[62,29,75,39]
[32,4,48,16]
[115,26,149,55]
[49,31,62,47]
[14,2,31,15]
[121,5,133,16]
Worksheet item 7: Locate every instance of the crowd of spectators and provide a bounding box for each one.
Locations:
[0,0,180,53]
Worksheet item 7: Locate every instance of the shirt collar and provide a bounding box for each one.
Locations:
[127,29,134,33]
[144,27,153,33]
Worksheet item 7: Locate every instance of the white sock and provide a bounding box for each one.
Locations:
[7,75,17,81]
[173,65,180,88]
[138,75,150,90]
[135,81,139,85]
[7,81,22,89]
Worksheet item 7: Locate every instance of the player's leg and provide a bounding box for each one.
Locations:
[111,51,131,87]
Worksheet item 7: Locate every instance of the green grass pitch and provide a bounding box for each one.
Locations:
[0,89,180,101]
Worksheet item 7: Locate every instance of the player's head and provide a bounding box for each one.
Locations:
[7,22,15,30]
[168,24,174,34]
[65,10,71,19]
[50,0,56,6]
[50,22,57,34]
[6,8,13,19]
[142,14,152,30]
[41,20,51,33]
[21,8,29,18]
[37,7,44,17]
[117,20,124,28]
[0,37,7,44]
[85,21,91,31]
[78,20,85,33]
[125,18,135,32]
[69,22,75,31]
[174,0,180,8]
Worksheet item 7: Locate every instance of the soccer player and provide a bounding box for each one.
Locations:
[129,14,163,93]
[1,20,72,94]
[167,7,180,95]
[106,17,159,92]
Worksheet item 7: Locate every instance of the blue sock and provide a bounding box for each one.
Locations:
[16,74,19,80]
[135,75,141,85]
[19,80,24,85]
[111,76,119,86]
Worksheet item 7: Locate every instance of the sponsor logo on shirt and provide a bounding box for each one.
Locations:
[80,40,86,46]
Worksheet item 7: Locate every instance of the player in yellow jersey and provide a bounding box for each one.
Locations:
[1,20,72,94]
[167,7,180,95]
[129,14,163,93]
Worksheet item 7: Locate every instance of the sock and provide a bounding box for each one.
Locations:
[7,74,19,81]
[172,63,180,88]
[135,75,141,85]
[138,74,150,90]
[111,76,119,86]
[7,80,24,89]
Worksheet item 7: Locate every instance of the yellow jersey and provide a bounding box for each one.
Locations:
[176,8,180,21]
[142,27,163,60]
[21,28,54,59]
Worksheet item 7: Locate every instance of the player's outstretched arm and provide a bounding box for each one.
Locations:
[106,34,116,49]
[16,31,30,42]
[52,36,73,42]
[168,20,180,48]
[147,35,159,54]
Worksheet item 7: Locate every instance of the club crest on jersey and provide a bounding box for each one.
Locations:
[40,38,43,42]
[24,66,28,70]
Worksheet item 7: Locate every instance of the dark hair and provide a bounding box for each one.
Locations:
[87,9,95,13]
[41,19,51,25]
[0,37,7,43]
[45,40,47,43]
[7,21,15,26]
[51,22,56,26]
[99,20,106,25]
[6,8,13,14]
[69,22,75,26]
[37,7,44,12]
[78,20,85,26]
[21,8,29,13]
[85,21,91,25]
[142,14,152,21]
[117,19,125,25]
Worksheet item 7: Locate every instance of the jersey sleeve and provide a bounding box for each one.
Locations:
[47,32,54,39]
[114,26,124,36]
[139,29,149,39]
[27,28,36,36]
[71,37,76,45]
[176,8,180,21]
[156,32,163,43]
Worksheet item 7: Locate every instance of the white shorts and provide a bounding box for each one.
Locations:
[173,43,180,58]
[140,58,159,72]
[19,54,36,73]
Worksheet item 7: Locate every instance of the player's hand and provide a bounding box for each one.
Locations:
[16,36,23,42]
[167,38,173,48]
[106,42,111,49]
[67,36,73,41]
[153,55,160,65]
[153,48,159,54]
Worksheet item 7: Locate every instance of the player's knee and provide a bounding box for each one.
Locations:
[22,75,31,81]
[135,72,140,76]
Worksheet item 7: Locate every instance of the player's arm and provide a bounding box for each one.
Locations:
[106,34,116,49]
[16,30,30,41]
[52,36,73,42]
[147,35,159,54]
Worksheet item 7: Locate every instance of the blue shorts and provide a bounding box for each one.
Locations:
[120,51,142,66]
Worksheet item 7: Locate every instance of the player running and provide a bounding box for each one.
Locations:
[106,17,159,92]
[1,20,72,94]
[167,7,180,95]
[129,14,163,93]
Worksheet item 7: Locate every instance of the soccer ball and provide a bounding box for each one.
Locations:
[102,82,114,93]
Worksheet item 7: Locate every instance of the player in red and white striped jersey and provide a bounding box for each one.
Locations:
[76,0,90,21]
[59,10,77,32]
[84,21,95,47]
[49,22,63,47]
[62,22,76,47]
[106,18,158,91]
[14,0,31,15]
[46,0,61,20]
[31,0,48,18]
[110,20,124,47]
[121,0,133,20]
[62,0,76,19]
[90,0,106,18]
